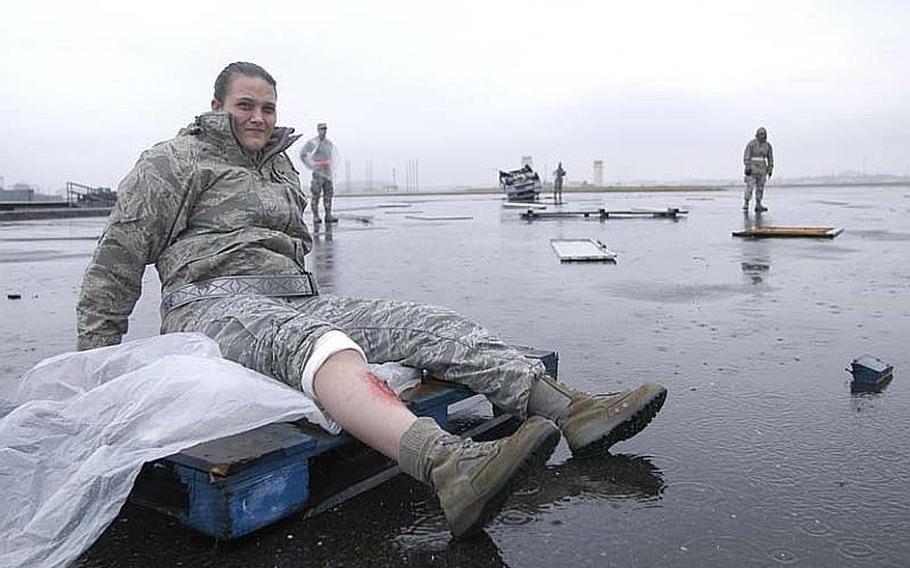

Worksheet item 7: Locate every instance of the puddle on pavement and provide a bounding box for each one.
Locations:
[3,188,908,567]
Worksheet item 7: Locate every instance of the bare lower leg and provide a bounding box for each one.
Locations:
[313,349,417,459]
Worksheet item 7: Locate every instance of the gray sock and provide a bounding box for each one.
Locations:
[398,417,447,485]
[527,374,575,423]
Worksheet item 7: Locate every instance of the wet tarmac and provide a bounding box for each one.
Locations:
[2,185,909,567]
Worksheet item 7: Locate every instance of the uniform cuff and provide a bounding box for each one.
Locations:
[76,333,122,352]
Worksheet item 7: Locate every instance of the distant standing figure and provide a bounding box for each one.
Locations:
[301,122,337,224]
[553,162,566,203]
[743,127,774,212]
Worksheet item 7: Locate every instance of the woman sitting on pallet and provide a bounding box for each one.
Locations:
[76,61,668,538]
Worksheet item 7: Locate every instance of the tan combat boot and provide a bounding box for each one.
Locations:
[400,416,560,538]
[558,382,667,457]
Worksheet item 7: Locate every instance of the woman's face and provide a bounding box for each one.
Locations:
[211,74,277,152]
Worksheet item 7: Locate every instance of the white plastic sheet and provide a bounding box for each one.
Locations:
[0,333,324,568]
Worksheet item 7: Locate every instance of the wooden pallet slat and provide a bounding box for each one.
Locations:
[732,226,844,238]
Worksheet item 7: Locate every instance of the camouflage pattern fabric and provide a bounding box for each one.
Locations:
[743,137,774,177]
[310,176,335,219]
[162,294,540,417]
[76,112,308,350]
[77,111,543,416]
[743,173,765,202]
[743,131,773,203]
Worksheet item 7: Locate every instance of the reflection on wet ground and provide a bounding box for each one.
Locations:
[2,186,909,566]
[849,229,910,241]
[0,250,92,263]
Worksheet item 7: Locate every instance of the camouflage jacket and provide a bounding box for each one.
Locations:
[76,111,309,350]
[743,139,774,176]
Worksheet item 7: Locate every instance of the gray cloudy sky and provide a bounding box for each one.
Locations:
[2,0,909,191]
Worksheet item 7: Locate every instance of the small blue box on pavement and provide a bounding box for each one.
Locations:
[849,355,893,388]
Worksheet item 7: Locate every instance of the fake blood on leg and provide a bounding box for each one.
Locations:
[360,369,405,406]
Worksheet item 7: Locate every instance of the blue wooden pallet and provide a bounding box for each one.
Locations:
[129,347,557,539]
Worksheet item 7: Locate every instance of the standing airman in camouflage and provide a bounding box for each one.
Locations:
[553,162,566,204]
[300,122,337,224]
[76,61,667,538]
[743,127,774,212]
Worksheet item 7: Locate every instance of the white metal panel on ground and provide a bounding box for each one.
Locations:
[550,239,617,262]
[502,201,546,209]
[403,215,474,221]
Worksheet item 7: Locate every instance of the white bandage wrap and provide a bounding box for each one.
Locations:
[299,330,366,435]
[300,330,366,400]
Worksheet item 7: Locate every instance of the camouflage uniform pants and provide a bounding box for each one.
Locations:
[161,294,543,417]
[310,176,335,218]
[744,174,766,203]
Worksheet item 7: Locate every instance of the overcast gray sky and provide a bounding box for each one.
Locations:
[2,0,908,191]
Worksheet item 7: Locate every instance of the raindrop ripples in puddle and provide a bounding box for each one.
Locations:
[497,509,535,526]
[605,281,749,304]
[835,460,898,485]
[837,539,876,559]
[680,535,769,567]
[874,449,905,463]
[799,517,834,536]
[746,461,814,488]
[18,189,910,568]
[668,481,726,510]
[767,547,799,564]
[510,477,542,497]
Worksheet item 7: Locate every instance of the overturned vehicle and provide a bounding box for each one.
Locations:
[499,164,541,201]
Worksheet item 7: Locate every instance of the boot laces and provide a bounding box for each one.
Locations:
[437,435,501,460]
[592,391,622,399]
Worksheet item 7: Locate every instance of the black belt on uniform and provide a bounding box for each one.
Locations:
[160,274,319,314]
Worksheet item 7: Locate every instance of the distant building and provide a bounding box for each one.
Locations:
[1,183,36,201]
[593,160,604,186]
[0,189,36,201]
